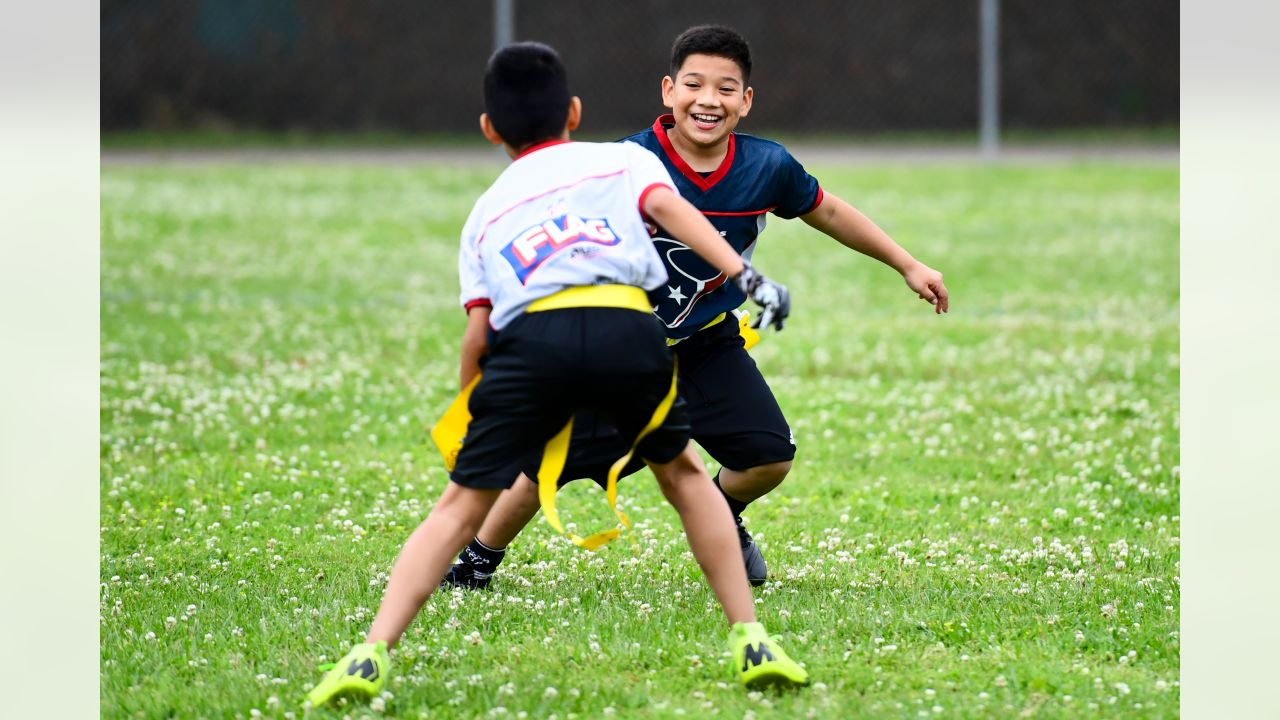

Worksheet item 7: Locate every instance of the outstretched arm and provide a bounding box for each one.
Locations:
[802,191,949,313]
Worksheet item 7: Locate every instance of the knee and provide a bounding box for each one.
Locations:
[650,450,703,497]
[744,459,792,485]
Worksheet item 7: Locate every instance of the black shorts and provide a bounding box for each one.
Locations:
[450,307,691,490]
[522,315,795,489]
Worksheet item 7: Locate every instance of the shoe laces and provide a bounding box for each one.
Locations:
[734,516,753,547]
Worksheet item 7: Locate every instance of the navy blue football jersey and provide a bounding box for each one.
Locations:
[620,115,823,340]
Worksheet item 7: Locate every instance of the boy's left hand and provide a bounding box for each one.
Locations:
[735,264,791,331]
[903,262,949,314]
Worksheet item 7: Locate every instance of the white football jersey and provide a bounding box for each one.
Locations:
[458,140,675,330]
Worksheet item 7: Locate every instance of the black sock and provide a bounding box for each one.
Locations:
[713,470,750,519]
[460,537,506,571]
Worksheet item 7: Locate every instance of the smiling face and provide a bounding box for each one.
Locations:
[661,53,753,156]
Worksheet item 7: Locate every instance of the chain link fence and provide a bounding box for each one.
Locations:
[101,0,1177,136]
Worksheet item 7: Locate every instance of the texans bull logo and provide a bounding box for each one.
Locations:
[652,236,731,328]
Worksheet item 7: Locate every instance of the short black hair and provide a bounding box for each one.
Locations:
[484,42,571,150]
[670,25,752,85]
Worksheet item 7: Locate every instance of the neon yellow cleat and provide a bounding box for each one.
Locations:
[305,641,390,708]
[729,622,810,690]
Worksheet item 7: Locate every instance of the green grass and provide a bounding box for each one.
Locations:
[101,161,1179,718]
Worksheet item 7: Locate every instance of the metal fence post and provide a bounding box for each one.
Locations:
[494,0,515,51]
[979,0,1000,158]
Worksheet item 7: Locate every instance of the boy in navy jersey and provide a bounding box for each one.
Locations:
[445,25,949,589]
[304,41,807,708]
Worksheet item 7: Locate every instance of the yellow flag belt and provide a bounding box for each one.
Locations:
[430,285,758,550]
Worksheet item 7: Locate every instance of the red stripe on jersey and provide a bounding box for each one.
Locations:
[637,182,673,219]
[702,207,775,217]
[652,114,736,192]
[516,139,571,159]
[804,187,825,215]
[464,298,492,312]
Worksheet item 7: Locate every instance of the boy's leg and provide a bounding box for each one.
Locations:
[647,443,754,622]
[310,311,575,707]
[442,474,541,589]
[306,483,500,706]
[679,323,796,585]
[714,463,790,586]
[366,482,502,644]
[646,443,808,688]
[579,309,808,689]
[475,474,542,549]
[444,412,645,589]
[716,461,792,504]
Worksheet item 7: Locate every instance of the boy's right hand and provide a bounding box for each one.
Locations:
[902,261,949,314]
[734,264,791,331]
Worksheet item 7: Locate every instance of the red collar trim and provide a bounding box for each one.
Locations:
[652,114,735,192]
[516,138,571,159]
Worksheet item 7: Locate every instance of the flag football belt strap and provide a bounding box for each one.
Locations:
[536,358,679,551]
[430,283,677,551]
[527,284,675,550]
[526,284,651,314]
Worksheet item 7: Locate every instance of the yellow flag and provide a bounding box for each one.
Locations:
[429,375,480,472]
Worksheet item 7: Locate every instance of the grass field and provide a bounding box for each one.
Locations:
[100,159,1179,719]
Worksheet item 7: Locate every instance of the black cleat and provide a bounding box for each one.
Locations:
[736,516,768,586]
[440,561,493,590]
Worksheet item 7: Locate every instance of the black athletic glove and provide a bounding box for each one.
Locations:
[734,263,791,331]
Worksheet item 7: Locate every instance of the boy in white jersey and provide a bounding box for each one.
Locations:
[304,42,807,708]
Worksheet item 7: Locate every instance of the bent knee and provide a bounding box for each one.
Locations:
[747,459,792,483]
[648,447,704,491]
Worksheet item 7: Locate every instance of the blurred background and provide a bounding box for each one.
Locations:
[101,0,1177,147]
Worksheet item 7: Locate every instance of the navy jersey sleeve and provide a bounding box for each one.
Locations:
[770,148,823,219]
